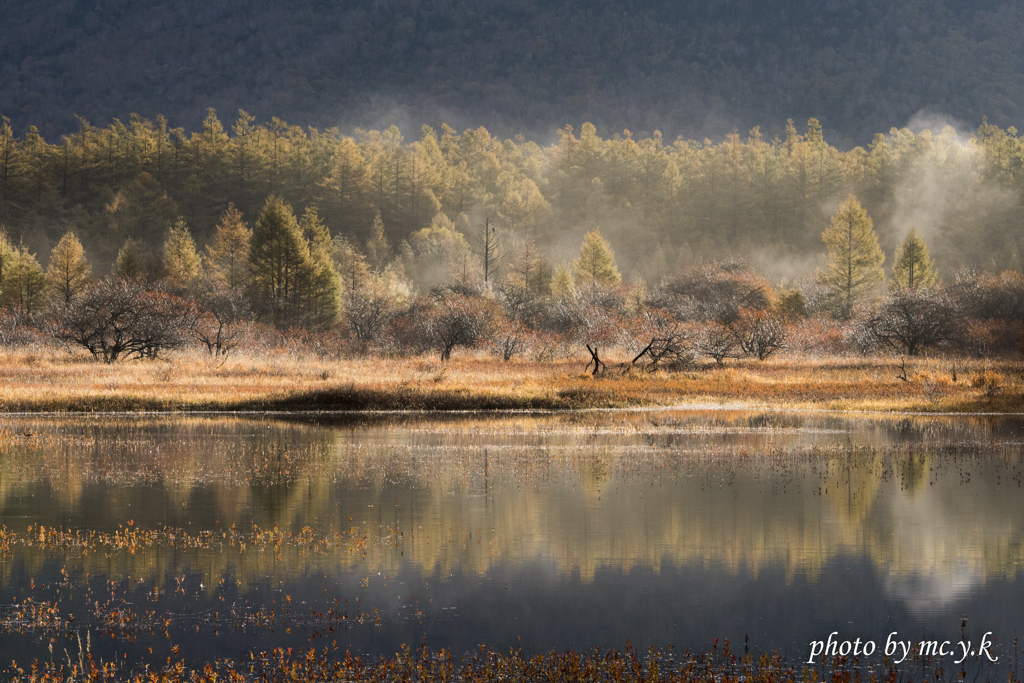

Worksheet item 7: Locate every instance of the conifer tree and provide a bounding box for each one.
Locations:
[890,228,936,290]
[332,235,371,294]
[2,243,47,315]
[46,231,92,306]
[249,195,311,327]
[573,229,621,285]
[114,238,145,279]
[0,229,15,288]
[817,195,885,318]
[299,205,341,328]
[513,234,552,295]
[162,217,203,285]
[206,204,252,293]
[551,262,575,299]
[365,211,392,272]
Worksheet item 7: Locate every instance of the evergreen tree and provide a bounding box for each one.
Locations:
[162,217,203,285]
[573,229,621,285]
[206,204,252,293]
[818,195,885,318]
[890,228,937,290]
[249,195,311,327]
[46,231,92,306]
[113,238,145,279]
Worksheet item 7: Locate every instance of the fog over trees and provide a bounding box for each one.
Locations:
[0,110,1023,363]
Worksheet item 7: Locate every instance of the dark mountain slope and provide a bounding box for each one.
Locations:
[2,0,1022,144]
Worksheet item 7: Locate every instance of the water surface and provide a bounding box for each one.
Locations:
[0,410,1022,671]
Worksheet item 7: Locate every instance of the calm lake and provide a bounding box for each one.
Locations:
[1,409,1023,672]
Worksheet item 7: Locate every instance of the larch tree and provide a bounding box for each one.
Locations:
[365,211,392,272]
[46,231,92,306]
[162,217,203,286]
[299,205,341,328]
[2,242,47,315]
[890,227,936,290]
[573,229,621,285]
[550,262,575,299]
[113,238,145,279]
[817,195,885,319]
[206,203,252,294]
[249,195,311,328]
[0,230,14,287]
[332,235,371,294]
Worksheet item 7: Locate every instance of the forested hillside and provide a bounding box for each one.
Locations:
[1,111,1023,283]
[2,0,1024,145]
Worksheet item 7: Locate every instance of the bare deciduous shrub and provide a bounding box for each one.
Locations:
[648,261,773,324]
[624,311,697,371]
[948,268,1024,322]
[345,277,404,342]
[422,291,502,361]
[494,275,546,324]
[731,308,786,360]
[697,323,741,365]
[193,284,251,357]
[963,319,1024,357]
[784,319,848,355]
[0,308,44,347]
[865,288,962,356]
[488,319,532,361]
[545,283,626,348]
[50,278,197,362]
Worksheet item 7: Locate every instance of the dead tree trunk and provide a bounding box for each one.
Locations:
[585,344,606,375]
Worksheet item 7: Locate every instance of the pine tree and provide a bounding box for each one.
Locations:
[817,195,885,318]
[890,228,936,290]
[573,229,621,285]
[46,231,92,306]
[162,217,203,285]
[206,204,252,293]
[249,195,311,327]
[114,238,145,279]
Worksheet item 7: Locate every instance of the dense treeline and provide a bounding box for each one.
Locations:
[3,111,1024,283]
[0,111,1023,366]
[5,0,1024,145]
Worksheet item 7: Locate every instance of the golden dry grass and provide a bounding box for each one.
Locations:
[0,345,1020,413]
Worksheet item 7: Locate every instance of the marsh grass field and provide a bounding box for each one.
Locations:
[0,346,1021,414]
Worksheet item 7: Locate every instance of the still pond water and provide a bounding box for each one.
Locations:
[1,409,1023,670]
